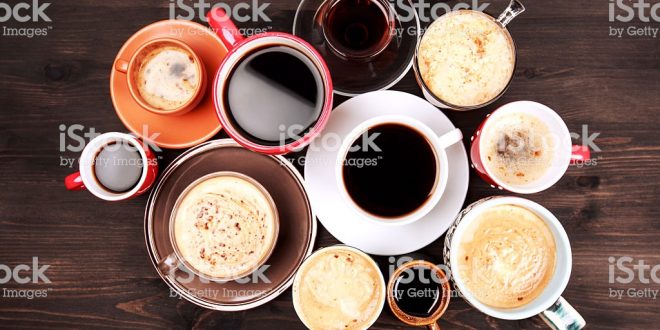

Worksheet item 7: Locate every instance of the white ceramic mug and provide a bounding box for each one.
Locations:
[336,115,463,226]
[444,196,586,329]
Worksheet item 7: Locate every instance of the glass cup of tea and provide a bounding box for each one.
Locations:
[336,115,463,226]
[387,259,451,330]
[413,0,525,110]
[114,38,207,116]
[207,8,334,155]
[319,0,396,61]
[64,132,158,201]
[444,196,586,329]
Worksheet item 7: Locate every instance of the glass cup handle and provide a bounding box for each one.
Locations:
[158,253,181,277]
[426,322,440,330]
[497,0,526,27]
[539,296,586,330]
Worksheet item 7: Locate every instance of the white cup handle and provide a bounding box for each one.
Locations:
[437,128,463,150]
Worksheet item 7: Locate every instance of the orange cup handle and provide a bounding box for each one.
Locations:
[207,7,245,50]
[114,59,129,73]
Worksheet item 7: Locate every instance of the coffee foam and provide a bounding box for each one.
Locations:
[457,205,556,308]
[418,10,514,107]
[294,247,384,330]
[173,175,276,279]
[137,46,199,110]
[481,112,555,186]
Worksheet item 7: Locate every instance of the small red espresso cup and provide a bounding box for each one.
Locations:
[207,8,333,155]
[470,101,590,194]
[65,132,158,201]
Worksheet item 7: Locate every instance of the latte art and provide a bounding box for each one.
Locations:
[457,205,556,308]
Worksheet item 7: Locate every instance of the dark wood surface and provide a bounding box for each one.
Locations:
[1,0,659,328]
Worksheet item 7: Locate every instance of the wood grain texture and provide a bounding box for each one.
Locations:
[0,0,659,329]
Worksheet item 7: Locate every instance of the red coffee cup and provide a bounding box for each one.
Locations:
[64,132,158,201]
[470,101,591,194]
[208,8,333,155]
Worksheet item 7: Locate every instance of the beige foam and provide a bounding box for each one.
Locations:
[137,46,199,110]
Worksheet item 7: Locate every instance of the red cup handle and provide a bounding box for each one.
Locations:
[65,172,86,191]
[207,8,245,50]
[570,145,591,164]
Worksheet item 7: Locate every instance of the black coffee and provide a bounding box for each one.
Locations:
[392,266,444,318]
[342,123,437,218]
[324,0,392,58]
[93,142,143,193]
[225,46,324,146]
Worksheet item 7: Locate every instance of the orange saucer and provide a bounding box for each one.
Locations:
[110,20,227,149]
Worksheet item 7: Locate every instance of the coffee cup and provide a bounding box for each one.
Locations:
[64,132,158,201]
[207,8,334,155]
[387,259,451,329]
[413,0,525,110]
[158,171,279,282]
[470,101,591,194]
[336,115,463,226]
[319,0,396,61]
[114,38,207,116]
[292,245,386,330]
[444,196,585,329]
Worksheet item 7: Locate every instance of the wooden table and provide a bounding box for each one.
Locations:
[1,0,658,328]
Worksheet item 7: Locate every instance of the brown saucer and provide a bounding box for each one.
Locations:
[144,139,316,310]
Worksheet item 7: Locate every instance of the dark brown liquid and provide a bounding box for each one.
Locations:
[342,124,438,218]
[392,267,444,318]
[224,46,324,146]
[92,142,143,193]
[324,0,392,58]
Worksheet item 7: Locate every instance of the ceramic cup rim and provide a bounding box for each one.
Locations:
[213,33,333,155]
[125,37,206,116]
[167,171,280,282]
[78,132,150,201]
[335,114,448,226]
[291,244,386,330]
[448,196,572,320]
[477,101,573,194]
[412,9,517,111]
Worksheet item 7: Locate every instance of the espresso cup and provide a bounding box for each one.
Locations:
[292,245,386,330]
[64,132,158,201]
[320,0,396,61]
[158,171,279,282]
[336,115,463,226]
[114,38,207,116]
[444,196,585,329]
[387,260,451,330]
[208,8,334,155]
[413,0,525,110]
[470,101,591,194]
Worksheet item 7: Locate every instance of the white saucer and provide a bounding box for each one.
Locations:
[304,91,470,255]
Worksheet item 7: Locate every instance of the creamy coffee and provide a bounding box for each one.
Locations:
[137,46,200,110]
[481,113,555,186]
[173,174,277,279]
[457,205,556,308]
[293,247,384,330]
[417,10,515,107]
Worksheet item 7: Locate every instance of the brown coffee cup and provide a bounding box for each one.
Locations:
[387,260,451,329]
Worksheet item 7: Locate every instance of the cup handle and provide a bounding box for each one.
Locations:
[158,253,181,277]
[539,296,586,330]
[437,128,463,150]
[207,8,245,50]
[497,0,525,27]
[64,172,86,191]
[114,59,129,74]
[570,145,591,165]
[426,322,440,330]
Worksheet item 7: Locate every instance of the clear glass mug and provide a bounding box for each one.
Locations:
[413,0,525,111]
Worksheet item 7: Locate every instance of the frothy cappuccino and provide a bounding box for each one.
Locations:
[457,205,556,308]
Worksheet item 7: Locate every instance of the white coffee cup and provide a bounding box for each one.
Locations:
[336,115,463,226]
[444,196,585,329]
